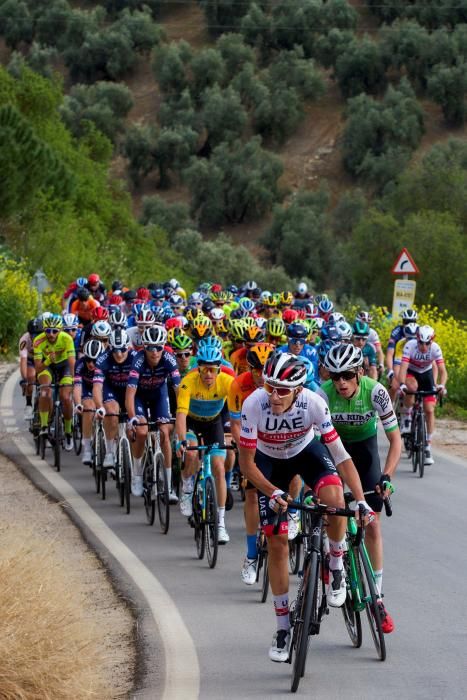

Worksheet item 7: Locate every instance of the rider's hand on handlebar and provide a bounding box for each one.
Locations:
[376,473,394,499]
[356,500,375,526]
[269,489,288,514]
[95,407,106,419]
[398,383,407,396]
[75,403,84,414]
[436,384,447,396]
[176,439,187,459]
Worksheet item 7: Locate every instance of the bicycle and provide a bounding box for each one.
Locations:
[255,528,269,603]
[28,383,41,456]
[403,389,440,478]
[135,415,170,534]
[39,376,65,472]
[185,442,235,569]
[72,408,82,455]
[92,415,106,497]
[114,413,132,514]
[341,491,392,662]
[285,498,355,693]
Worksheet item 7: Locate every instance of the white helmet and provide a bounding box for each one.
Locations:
[110,328,130,350]
[91,320,112,339]
[245,280,258,291]
[324,344,363,372]
[401,308,418,322]
[417,325,435,343]
[336,320,353,341]
[62,313,79,329]
[262,352,307,388]
[83,339,104,360]
[297,282,308,295]
[142,325,167,346]
[328,312,345,325]
[210,307,226,322]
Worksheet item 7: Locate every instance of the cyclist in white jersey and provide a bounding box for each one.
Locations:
[398,325,447,465]
[239,352,372,663]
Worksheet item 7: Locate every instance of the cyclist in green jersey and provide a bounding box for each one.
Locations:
[33,314,76,450]
[317,344,401,634]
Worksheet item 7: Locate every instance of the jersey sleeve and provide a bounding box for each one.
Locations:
[176,375,193,415]
[387,326,401,350]
[239,392,259,450]
[401,339,416,364]
[227,379,243,420]
[370,383,398,433]
[165,351,181,387]
[310,392,339,446]
[127,352,144,389]
[64,333,76,358]
[33,335,46,362]
[431,342,445,365]
[74,358,84,387]
[19,334,30,359]
[93,353,107,384]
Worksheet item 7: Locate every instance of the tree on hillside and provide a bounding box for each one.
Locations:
[0,0,33,48]
[183,136,283,227]
[190,48,227,95]
[152,41,192,94]
[262,190,332,289]
[200,85,247,149]
[153,126,198,187]
[267,47,325,99]
[122,123,157,186]
[217,33,255,80]
[240,3,274,59]
[199,0,258,36]
[315,28,355,69]
[140,196,193,234]
[428,62,467,126]
[253,81,304,143]
[335,37,389,98]
[60,82,133,141]
[113,8,164,53]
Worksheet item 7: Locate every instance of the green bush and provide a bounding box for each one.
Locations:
[0,256,38,356]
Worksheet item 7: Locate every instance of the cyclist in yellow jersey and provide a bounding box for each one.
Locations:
[33,315,76,450]
[175,344,234,544]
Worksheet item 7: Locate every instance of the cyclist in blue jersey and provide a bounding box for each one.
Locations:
[93,328,138,469]
[74,339,104,465]
[277,322,319,378]
[126,326,180,498]
[385,308,419,400]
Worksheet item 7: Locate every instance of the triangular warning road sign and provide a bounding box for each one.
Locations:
[391,248,419,275]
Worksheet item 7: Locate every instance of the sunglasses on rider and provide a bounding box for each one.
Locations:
[329,371,358,381]
[263,382,294,397]
[353,336,367,342]
[145,344,164,352]
[45,328,60,335]
[199,364,220,374]
[175,351,191,359]
[288,337,306,345]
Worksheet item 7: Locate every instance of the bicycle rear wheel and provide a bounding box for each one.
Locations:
[289,537,301,576]
[40,431,46,460]
[290,551,318,693]
[260,545,269,603]
[342,550,362,648]
[411,418,418,473]
[143,458,155,526]
[417,412,426,479]
[53,408,62,472]
[205,476,219,569]
[192,474,205,560]
[358,545,386,661]
[73,413,82,455]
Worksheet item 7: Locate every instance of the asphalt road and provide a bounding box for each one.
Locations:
[1,371,466,700]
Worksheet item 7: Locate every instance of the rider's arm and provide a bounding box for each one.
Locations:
[335,458,365,502]
[383,428,401,479]
[174,411,187,444]
[230,417,241,446]
[398,359,408,385]
[125,385,137,420]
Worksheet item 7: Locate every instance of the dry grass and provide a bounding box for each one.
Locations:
[0,526,115,700]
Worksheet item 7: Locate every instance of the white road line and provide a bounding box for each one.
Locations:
[1,370,200,700]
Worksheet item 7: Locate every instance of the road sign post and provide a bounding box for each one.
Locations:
[391,248,419,317]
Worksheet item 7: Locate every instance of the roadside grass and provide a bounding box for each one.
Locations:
[0,526,114,699]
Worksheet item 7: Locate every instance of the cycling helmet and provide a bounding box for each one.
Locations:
[324,344,363,372]
[91,306,109,322]
[304,303,318,319]
[279,291,293,306]
[255,317,267,331]
[260,291,277,307]
[263,352,307,388]
[40,311,54,321]
[188,292,204,306]
[197,344,222,365]
[43,315,63,330]
[198,282,212,295]
[299,355,316,386]
[165,316,183,330]
[403,322,418,339]
[402,308,418,322]
[287,322,308,340]
[151,288,166,301]
[251,287,262,300]
[215,319,230,335]
[352,320,370,337]
[244,280,258,292]
[108,294,123,306]
[27,318,43,336]
[328,312,345,325]
[136,287,150,302]
[417,325,435,343]
[227,284,238,295]
[239,298,256,314]
[110,328,130,350]
[210,307,226,322]
[88,273,100,285]
[356,310,372,324]
[170,294,184,308]
[321,324,341,342]
[314,317,325,331]
[243,326,265,343]
[198,335,223,352]
[314,293,328,305]
[191,317,213,341]
[296,282,308,295]
[111,279,124,292]
[91,320,111,339]
[171,332,193,351]
[318,339,336,363]
[123,289,137,303]
[76,277,88,288]
[83,339,104,360]
[169,278,180,290]
[109,308,127,328]
[246,342,275,370]
[266,318,286,338]
[186,307,204,323]
[336,320,353,341]
[77,287,90,301]
[229,319,246,341]
[307,318,319,333]
[243,316,257,329]
[202,298,216,315]
[142,325,167,346]
[282,309,299,325]
[162,307,175,321]
[62,313,79,330]
[318,298,333,314]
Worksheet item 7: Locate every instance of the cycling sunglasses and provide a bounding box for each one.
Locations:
[199,364,220,374]
[288,337,306,345]
[175,351,191,358]
[329,371,358,381]
[353,336,368,342]
[263,382,294,397]
[145,344,164,352]
[45,328,60,335]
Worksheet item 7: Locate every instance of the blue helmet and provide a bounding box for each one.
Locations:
[318,338,337,363]
[197,345,222,364]
[151,288,165,301]
[287,322,308,340]
[227,284,239,296]
[318,298,334,314]
[321,324,341,342]
[231,307,249,319]
[239,298,256,314]
[76,277,87,288]
[198,335,223,351]
[299,355,315,386]
[162,306,175,321]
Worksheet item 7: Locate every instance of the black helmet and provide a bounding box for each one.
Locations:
[77,287,90,301]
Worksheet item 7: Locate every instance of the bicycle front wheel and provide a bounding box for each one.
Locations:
[290,550,319,693]
[289,537,301,576]
[73,414,82,455]
[121,438,132,514]
[358,545,386,661]
[205,476,219,569]
[260,544,269,603]
[342,550,362,648]
[143,458,155,526]
[155,454,170,534]
[53,408,62,472]
[417,412,426,479]
[192,474,205,560]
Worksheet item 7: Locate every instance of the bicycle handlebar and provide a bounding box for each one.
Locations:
[185,443,236,452]
[344,489,392,518]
